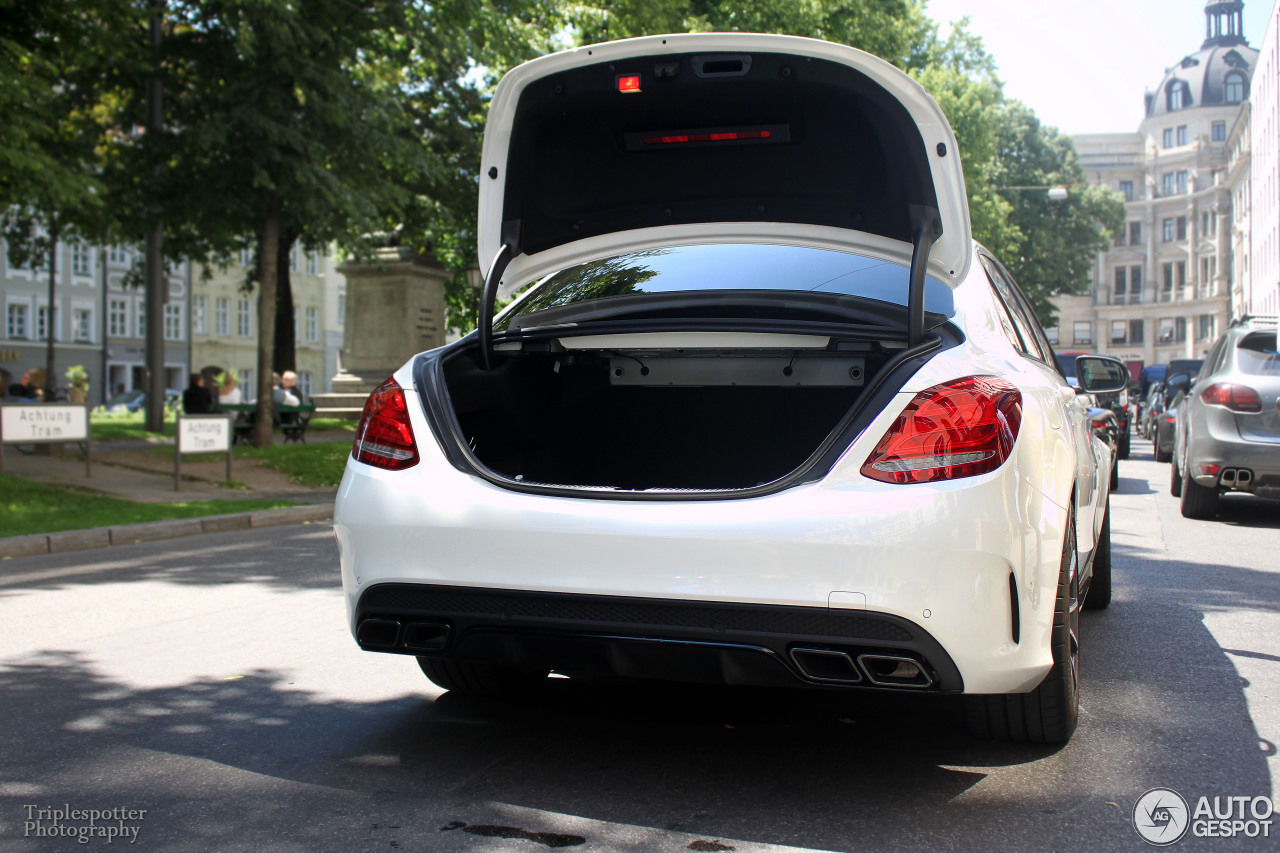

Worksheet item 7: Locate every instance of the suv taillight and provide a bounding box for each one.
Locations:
[353,377,419,470]
[1200,382,1261,413]
[861,376,1022,484]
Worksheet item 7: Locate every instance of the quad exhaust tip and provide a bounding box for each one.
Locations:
[790,648,935,689]
[857,654,934,689]
[356,618,452,652]
[790,648,862,683]
[1220,468,1254,489]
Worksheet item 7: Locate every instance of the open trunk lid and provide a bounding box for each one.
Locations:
[479,33,972,294]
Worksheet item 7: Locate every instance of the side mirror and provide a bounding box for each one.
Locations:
[1166,372,1192,394]
[1074,355,1129,394]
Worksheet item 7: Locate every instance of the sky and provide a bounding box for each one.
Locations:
[922,0,1276,136]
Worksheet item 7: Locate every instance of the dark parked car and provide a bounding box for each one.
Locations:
[1138,382,1167,440]
[1059,353,1131,458]
[1154,386,1186,463]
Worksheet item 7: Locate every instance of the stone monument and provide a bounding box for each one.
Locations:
[312,247,450,417]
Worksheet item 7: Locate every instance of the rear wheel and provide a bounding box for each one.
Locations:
[1085,503,1111,611]
[1154,437,1171,463]
[1110,460,1119,491]
[417,657,549,699]
[1118,430,1131,460]
[1180,466,1219,519]
[967,509,1079,743]
[1169,455,1182,497]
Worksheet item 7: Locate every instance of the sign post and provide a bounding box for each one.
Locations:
[175,413,233,491]
[0,404,92,477]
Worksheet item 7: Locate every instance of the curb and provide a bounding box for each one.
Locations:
[0,503,334,560]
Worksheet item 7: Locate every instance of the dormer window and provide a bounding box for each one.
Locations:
[1167,81,1190,111]
[1225,72,1245,104]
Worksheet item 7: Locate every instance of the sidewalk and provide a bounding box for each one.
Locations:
[1,434,343,559]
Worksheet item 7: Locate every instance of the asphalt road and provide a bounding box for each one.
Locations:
[0,439,1276,852]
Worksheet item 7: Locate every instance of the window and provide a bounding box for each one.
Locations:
[241,368,254,401]
[6,303,28,339]
[1163,127,1174,148]
[1162,262,1186,297]
[1158,318,1175,343]
[294,307,301,343]
[1130,265,1143,297]
[109,298,128,337]
[1114,267,1127,297]
[136,301,145,337]
[1198,314,1216,341]
[1212,121,1226,141]
[1162,172,1176,195]
[1176,216,1187,240]
[237,298,252,337]
[289,244,301,273]
[1177,171,1188,194]
[1163,218,1175,242]
[216,297,230,336]
[1176,316,1187,343]
[299,371,314,400]
[1129,222,1142,245]
[108,246,129,265]
[239,248,254,268]
[1073,320,1092,346]
[1045,326,1059,344]
[306,306,318,342]
[1176,125,1188,146]
[1168,81,1188,111]
[337,292,346,325]
[1225,72,1245,104]
[37,305,55,341]
[1120,180,1134,201]
[192,295,207,335]
[1129,319,1145,344]
[306,252,318,276]
[1111,320,1127,344]
[163,303,183,341]
[74,308,92,342]
[71,244,91,275]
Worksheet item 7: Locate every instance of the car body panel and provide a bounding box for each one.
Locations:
[479,33,972,295]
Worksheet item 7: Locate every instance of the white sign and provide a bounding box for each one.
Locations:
[0,405,89,442]
[178,416,231,453]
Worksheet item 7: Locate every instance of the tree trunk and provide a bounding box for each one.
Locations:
[44,217,59,400]
[273,229,300,373]
[253,207,281,447]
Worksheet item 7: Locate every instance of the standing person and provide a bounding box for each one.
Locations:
[182,373,213,414]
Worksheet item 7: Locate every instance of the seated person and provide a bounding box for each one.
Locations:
[183,373,213,414]
[274,371,301,425]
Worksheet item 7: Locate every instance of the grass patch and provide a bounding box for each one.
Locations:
[90,409,174,441]
[240,441,351,487]
[0,474,303,538]
[309,417,357,432]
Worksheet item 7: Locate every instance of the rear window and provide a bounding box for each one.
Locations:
[499,244,954,331]
[1236,332,1280,375]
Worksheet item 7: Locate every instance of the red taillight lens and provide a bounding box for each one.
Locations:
[861,376,1022,484]
[353,377,419,470]
[1200,382,1261,413]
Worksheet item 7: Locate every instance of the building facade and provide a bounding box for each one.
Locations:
[1,239,190,404]
[1053,0,1259,376]
[189,244,345,403]
[1253,0,1280,315]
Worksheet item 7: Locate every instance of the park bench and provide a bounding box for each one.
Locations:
[210,402,315,444]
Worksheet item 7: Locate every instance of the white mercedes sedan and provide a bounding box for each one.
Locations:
[334,33,1127,744]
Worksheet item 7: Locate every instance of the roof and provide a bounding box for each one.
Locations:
[1145,44,1258,118]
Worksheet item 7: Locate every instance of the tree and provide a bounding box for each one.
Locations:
[123,0,426,445]
[0,0,141,399]
[993,101,1125,326]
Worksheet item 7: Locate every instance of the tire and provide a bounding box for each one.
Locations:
[417,657,548,699]
[1085,502,1111,611]
[1180,466,1220,519]
[1154,437,1171,463]
[1169,455,1182,497]
[1118,430,1131,460]
[1110,460,1119,491]
[967,508,1079,743]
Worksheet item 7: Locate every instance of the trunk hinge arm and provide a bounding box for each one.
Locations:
[907,205,943,348]
[478,221,522,370]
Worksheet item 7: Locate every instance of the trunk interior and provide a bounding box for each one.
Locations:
[441,343,892,491]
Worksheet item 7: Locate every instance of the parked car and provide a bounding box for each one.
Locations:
[1170,317,1280,518]
[1089,406,1121,490]
[1138,382,1166,440]
[1153,385,1187,462]
[335,34,1128,744]
[104,389,183,413]
[1058,353,1132,458]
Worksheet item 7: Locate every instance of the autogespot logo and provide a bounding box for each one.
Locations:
[1134,788,1191,846]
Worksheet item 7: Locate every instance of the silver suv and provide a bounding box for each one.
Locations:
[1171,316,1280,518]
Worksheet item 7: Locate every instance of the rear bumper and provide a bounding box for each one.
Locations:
[1187,435,1280,495]
[353,583,965,693]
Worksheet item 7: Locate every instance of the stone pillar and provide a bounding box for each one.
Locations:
[313,247,450,417]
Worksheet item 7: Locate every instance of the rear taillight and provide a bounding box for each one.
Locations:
[1200,382,1262,413]
[1091,418,1110,431]
[861,376,1022,484]
[353,377,419,470]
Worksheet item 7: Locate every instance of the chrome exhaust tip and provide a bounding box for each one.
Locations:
[1221,468,1238,487]
[791,648,862,683]
[857,654,934,689]
[1236,468,1254,488]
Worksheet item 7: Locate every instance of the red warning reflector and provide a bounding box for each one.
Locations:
[617,75,641,93]
[643,130,771,145]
